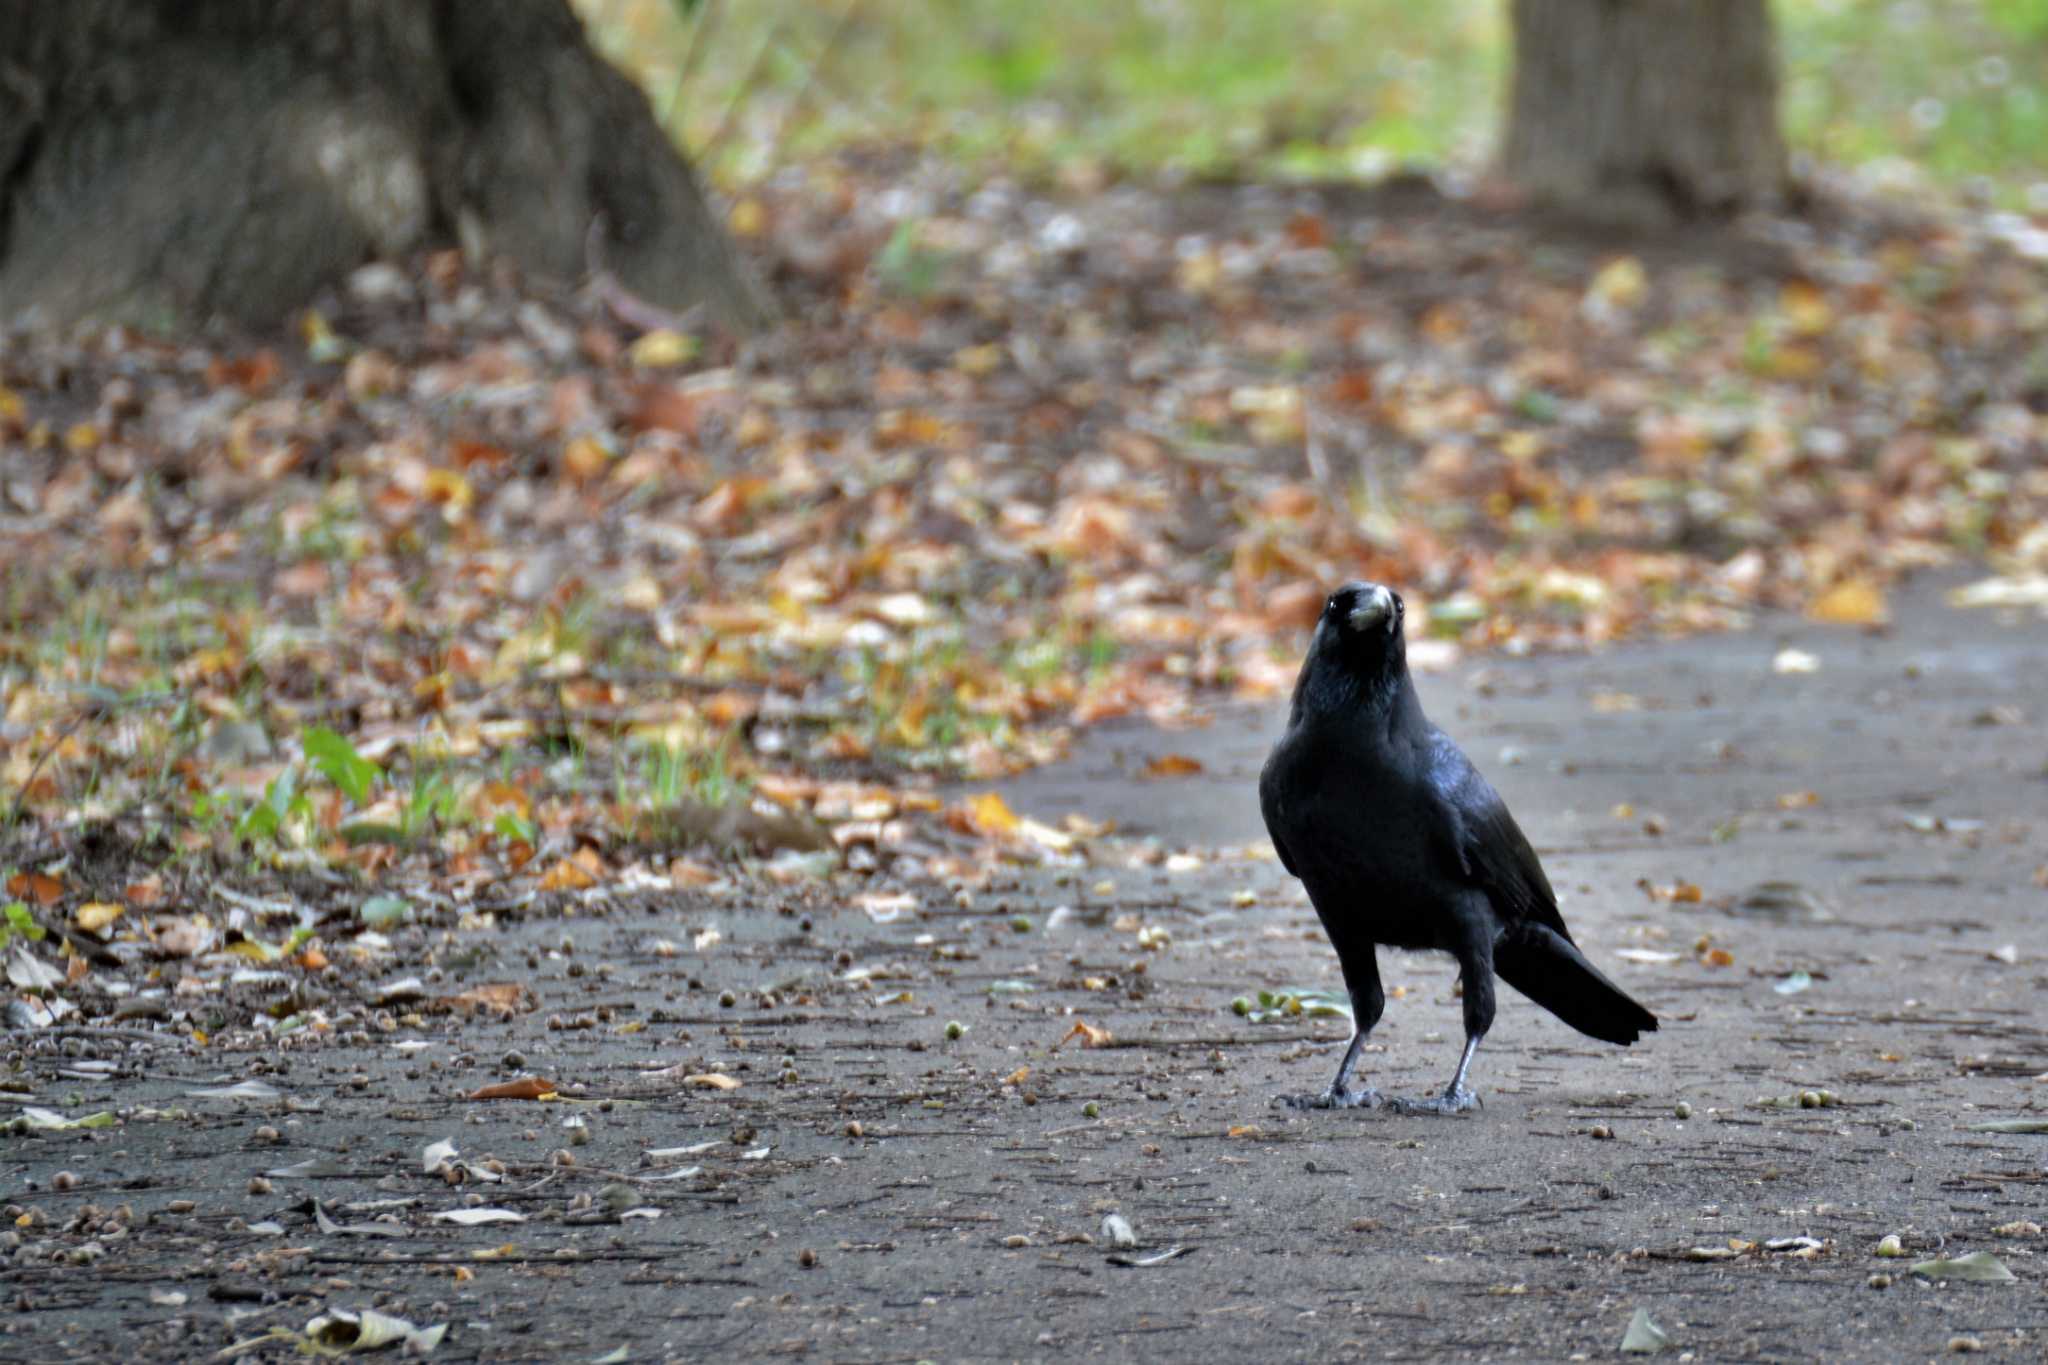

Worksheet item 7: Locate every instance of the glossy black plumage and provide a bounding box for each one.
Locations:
[1259,581,1657,1113]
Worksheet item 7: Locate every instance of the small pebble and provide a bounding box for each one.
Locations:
[1589,1124,1614,1140]
[1868,1273,1892,1289]
[246,1177,272,1197]
[845,1121,863,1138]
[1948,1336,1983,1354]
[1799,1090,1822,1109]
[51,1171,79,1191]
[1673,1101,1692,1120]
[798,1247,817,1268]
[1876,1234,1905,1257]
[1083,1102,1100,1119]
[718,990,737,1008]
[944,1020,965,1040]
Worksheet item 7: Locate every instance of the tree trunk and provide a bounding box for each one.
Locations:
[0,0,773,331]
[1500,0,1788,226]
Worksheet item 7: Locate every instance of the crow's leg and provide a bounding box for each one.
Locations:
[1279,946,1385,1110]
[1391,926,1494,1116]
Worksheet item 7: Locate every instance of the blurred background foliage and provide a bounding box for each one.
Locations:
[574,0,2048,202]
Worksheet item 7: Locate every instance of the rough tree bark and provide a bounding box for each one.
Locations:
[1501,0,1788,226]
[0,0,773,331]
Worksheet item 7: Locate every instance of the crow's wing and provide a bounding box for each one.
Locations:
[1427,732,1572,941]
[1258,750,1301,878]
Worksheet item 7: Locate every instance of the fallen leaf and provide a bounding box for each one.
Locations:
[1141,753,1204,779]
[1909,1251,2015,1283]
[1808,579,1888,626]
[1621,1305,1670,1354]
[1054,1020,1113,1050]
[467,1078,557,1101]
[683,1073,741,1091]
[74,902,123,932]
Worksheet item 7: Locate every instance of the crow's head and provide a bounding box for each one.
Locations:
[1304,580,1408,700]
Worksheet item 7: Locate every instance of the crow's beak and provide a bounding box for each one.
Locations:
[1347,584,1395,632]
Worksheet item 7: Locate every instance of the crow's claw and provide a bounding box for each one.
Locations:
[1277,1085,1385,1111]
[1387,1086,1480,1116]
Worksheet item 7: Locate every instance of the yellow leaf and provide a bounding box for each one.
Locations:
[728,198,767,238]
[1141,754,1204,779]
[562,435,610,482]
[538,857,597,892]
[963,792,1019,835]
[1227,1124,1263,1139]
[1808,579,1888,626]
[74,902,124,932]
[423,467,473,514]
[1781,280,1832,336]
[629,329,698,368]
[1001,1066,1032,1087]
[1588,256,1647,310]
[953,343,1005,377]
[684,1073,741,1091]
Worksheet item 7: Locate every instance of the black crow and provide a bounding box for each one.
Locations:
[1259,581,1657,1114]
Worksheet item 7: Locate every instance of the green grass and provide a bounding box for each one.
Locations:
[576,0,2048,199]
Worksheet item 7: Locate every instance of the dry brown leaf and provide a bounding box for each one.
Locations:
[1053,1021,1114,1050]
[1141,753,1204,779]
[467,1078,557,1101]
[7,871,63,906]
[445,983,528,1015]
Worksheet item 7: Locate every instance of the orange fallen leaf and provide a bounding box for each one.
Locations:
[955,791,1020,837]
[1053,1020,1114,1051]
[683,1073,741,1091]
[445,983,528,1015]
[1699,948,1735,968]
[1001,1066,1032,1087]
[1141,754,1204,779]
[538,849,603,892]
[7,871,63,906]
[468,1078,557,1101]
[1226,1124,1263,1139]
[1808,579,1888,627]
[298,946,329,972]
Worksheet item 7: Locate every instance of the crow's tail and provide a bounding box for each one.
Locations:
[1494,923,1657,1046]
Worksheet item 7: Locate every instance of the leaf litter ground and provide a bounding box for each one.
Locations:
[4,158,2048,1358]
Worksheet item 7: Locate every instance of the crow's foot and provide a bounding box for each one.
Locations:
[1387,1086,1480,1116]
[1277,1084,1384,1111]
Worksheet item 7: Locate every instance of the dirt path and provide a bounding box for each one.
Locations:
[8,576,2048,1362]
